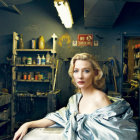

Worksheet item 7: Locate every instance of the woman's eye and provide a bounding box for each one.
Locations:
[84,69,90,73]
[73,69,78,73]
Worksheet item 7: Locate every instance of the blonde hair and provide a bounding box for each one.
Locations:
[68,53,105,92]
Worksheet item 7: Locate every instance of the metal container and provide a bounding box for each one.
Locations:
[27,57,32,65]
[32,39,36,49]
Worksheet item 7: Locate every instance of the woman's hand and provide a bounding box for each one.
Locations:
[13,118,55,140]
[13,122,30,140]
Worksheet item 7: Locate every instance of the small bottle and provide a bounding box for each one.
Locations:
[35,72,38,80]
[37,54,41,65]
[28,72,31,80]
[41,55,46,65]
[19,34,24,49]
[46,52,50,64]
[23,72,27,80]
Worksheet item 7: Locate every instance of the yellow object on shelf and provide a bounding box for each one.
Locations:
[38,36,45,49]
[19,34,24,49]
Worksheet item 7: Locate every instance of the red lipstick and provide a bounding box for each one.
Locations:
[77,81,85,84]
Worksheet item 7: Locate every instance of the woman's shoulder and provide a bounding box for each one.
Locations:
[93,90,112,107]
[93,90,109,101]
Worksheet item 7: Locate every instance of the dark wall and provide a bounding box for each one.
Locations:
[0,1,140,107]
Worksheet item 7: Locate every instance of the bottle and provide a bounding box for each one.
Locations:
[38,36,45,49]
[23,72,27,80]
[41,55,46,65]
[19,34,24,49]
[27,72,31,80]
[37,54,41,65]
[46,52,50,64]
[35,72,38,80]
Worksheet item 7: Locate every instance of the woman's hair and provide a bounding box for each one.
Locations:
[68,53,105,92]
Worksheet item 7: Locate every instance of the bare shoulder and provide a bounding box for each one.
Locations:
[93,90,111,107]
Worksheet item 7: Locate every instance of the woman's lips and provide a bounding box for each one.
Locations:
[77,81,85,84]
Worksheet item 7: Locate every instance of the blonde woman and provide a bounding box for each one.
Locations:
[13,53,137,140]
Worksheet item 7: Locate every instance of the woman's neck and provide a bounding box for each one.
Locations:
[81,86,97,97]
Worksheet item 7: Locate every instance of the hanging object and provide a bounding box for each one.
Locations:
[38,36,45,49]
[0,0,33,15]
[53,60,59,91]
[54,0,74,28]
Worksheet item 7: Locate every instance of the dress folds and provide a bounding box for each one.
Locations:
[45,93,138,140]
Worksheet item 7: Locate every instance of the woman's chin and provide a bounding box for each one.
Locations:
[77,85,85,89]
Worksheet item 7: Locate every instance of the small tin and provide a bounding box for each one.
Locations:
[27,57,32,65]
[32,39,36,49]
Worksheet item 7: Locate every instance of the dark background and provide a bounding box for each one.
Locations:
[0,0,140,107]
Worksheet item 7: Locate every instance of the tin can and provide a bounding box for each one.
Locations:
[32,39,36,49]
[27,57,32,65]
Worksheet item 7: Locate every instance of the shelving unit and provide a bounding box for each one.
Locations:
[11,32,60,132]
[122,39,140,121]
[133,46,140,118]
[133,47,140,81]
[0,93,11,140]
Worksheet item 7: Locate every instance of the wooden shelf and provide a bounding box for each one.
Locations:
[12,32,59,133]
[0,134,11,140]
[0,120,10,128]
[0,94,11,107]
[15,90,61,98]
[16,49,53,52]
[15,64,53,67]
[16,94,48,98]
[134,57,140,60]
[16,79,50,82]
[134,66,140,70]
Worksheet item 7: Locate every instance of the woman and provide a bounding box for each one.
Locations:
[13,53,138,140]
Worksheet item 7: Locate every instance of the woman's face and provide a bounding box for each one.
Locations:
[73,60,94,90]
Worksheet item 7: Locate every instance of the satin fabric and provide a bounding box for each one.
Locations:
[23,128,64,140]
[45,93,138,140]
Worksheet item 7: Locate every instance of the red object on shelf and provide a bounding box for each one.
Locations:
[23,74,27,80]
[135,44,140,49]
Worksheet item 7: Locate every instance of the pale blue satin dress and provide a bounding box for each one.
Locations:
[45,93,138,140]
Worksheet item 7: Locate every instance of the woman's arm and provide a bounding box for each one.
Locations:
[13,118,55,140]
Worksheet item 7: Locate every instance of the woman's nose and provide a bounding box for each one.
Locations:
[78,71,83,78]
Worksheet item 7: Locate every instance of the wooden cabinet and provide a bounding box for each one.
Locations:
[11,32,60,131]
